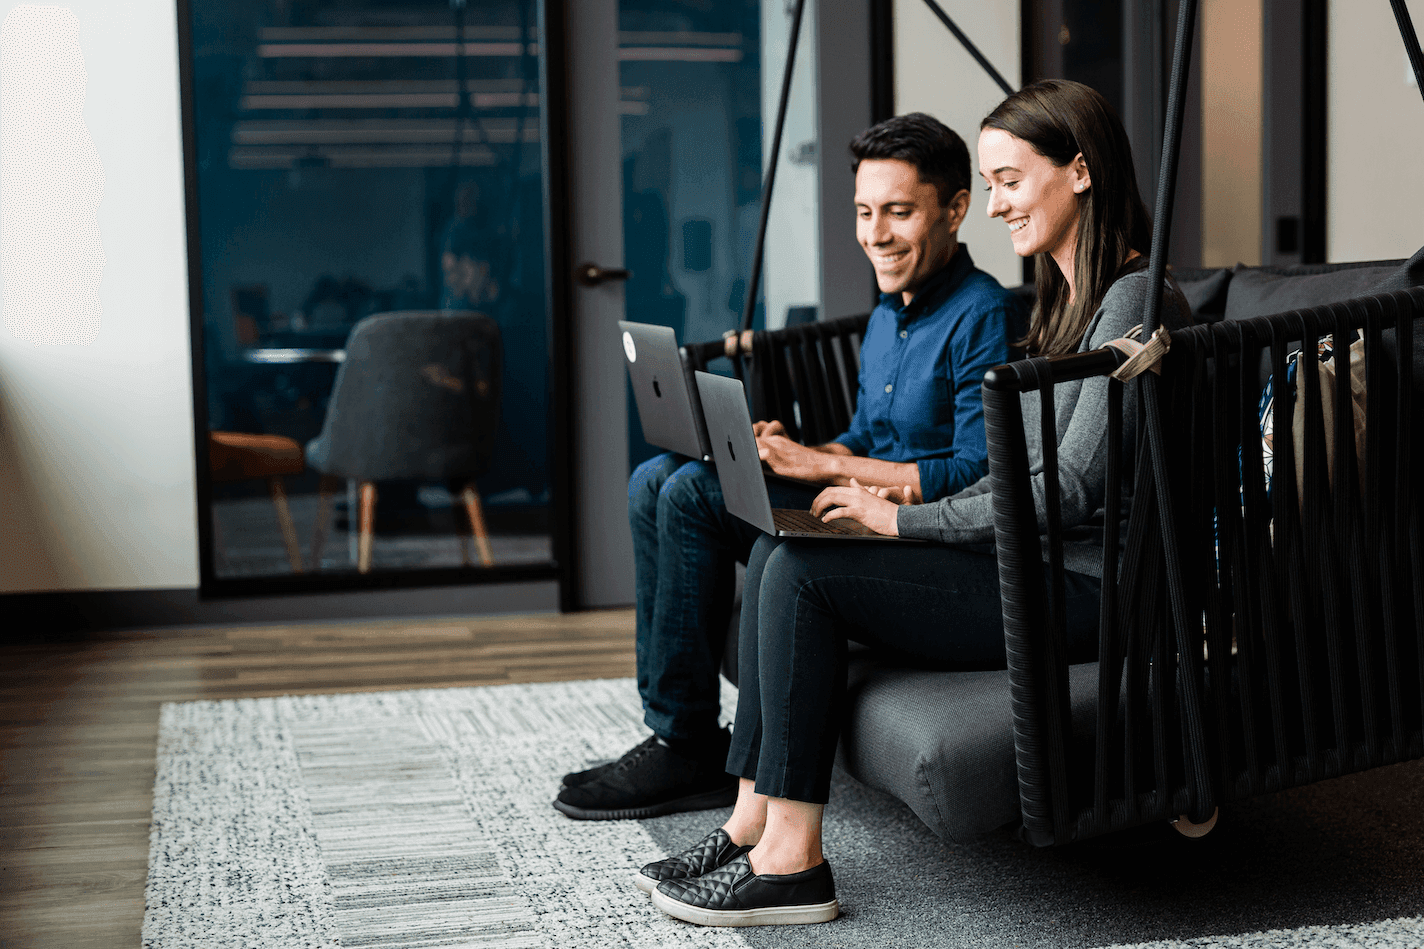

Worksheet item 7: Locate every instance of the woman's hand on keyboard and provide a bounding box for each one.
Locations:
[866,483,916,505]
[810,479,900,536]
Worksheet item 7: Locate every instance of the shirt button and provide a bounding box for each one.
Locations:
[899,329,908,339]
[884,383,893,394]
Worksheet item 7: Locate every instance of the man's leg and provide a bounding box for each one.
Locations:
[560,451,685,790]
[629,453,691,709]
[555,461,817,819]
[642,465,821,741]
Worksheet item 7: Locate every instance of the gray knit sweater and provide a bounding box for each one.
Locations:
[895,269,1191,578]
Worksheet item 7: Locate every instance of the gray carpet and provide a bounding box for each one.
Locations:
[143,678,1424,948]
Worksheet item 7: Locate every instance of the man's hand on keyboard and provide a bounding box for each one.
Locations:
[757,433,831,483]
[810,479,900,536]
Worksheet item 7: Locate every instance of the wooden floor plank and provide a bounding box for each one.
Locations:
[0,607,636,949]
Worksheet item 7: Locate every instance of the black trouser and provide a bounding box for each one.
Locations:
[726,533,1101,805]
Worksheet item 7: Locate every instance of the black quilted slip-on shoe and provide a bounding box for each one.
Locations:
[634,827,751,894]
[650,852,839,926]
[553,731,736,821]
[560,734,658,788]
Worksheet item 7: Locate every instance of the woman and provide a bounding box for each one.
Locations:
[638,80,1192,928]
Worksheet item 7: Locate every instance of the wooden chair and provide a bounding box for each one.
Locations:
[208,431,305,573]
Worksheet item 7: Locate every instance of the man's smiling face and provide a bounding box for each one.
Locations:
[854,158,963,305]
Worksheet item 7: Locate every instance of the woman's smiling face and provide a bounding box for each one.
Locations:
[976,127,1088,267]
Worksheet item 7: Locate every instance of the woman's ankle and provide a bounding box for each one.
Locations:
[746,838,822,876]
[721,817,763,847]
[722,777,767,846]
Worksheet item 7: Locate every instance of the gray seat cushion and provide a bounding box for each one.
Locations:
[1172,267,1232,323]
[1371,246,1424,395]
[836,654,1100,842]
[1222,263,1403,388]
[1224,264,1401,323]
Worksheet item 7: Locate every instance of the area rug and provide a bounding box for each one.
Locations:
[143,678,1424,948]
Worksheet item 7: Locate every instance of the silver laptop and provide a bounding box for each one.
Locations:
[619,321,712,461]
[695,371,923,542]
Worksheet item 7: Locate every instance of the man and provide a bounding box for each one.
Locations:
[554,113,1025,820]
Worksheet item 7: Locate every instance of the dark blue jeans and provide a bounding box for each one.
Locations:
[629,452,820,741]
[726,533,1102,804]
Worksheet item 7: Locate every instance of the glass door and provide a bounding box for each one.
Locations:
[565,0,815,606]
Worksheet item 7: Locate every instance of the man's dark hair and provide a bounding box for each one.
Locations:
[848,112,971,207]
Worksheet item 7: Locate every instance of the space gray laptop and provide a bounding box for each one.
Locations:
[619,321,712,461]
[695,371,923,542]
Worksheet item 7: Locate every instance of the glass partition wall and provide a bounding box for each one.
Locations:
[183,0,798,597]
[185,0,559,591]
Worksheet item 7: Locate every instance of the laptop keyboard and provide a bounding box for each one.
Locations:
[772,508,868,536]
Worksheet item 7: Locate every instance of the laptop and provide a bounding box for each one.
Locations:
[695,370,924,542]
[619,321,712,461]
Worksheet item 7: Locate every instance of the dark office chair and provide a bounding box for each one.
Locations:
[305,310,502,573]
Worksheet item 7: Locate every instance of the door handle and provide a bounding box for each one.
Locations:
[575,262,632,287]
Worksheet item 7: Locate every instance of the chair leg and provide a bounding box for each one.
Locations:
[309,475,340,571]
[461,484,494,566]
[267,476,304,574]
[357,481,378,574]
[211,511,229,571]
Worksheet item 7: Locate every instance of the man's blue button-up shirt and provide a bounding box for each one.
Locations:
[832,245,1025,500]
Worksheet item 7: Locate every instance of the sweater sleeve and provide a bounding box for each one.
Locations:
[896,272,1188,544]
[912,302,1016,500]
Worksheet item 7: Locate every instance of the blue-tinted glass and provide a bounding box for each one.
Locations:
[618,0,763,469]
[190,0,552,579]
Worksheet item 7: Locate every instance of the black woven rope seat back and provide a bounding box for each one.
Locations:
[682,313,870,446]
[985,288,1424,846]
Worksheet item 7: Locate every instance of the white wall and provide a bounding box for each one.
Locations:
[0,1,197,592]
[891,0,1020,290]
[1328,0,1424,262]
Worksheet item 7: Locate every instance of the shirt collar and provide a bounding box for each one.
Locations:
[879,244,976,324]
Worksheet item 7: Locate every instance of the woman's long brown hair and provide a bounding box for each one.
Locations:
[981,80,1152,356]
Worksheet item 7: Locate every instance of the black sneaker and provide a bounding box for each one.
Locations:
[634,827,751,894]
[561,734,658,788]
[552,731,736,820]
[651,852,839,926]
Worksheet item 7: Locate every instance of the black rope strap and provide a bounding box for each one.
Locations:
[917,0,1015,96]
[1391,0,1424,102]
[1138,0,1215,823]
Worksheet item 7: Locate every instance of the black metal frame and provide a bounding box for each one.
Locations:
[1301,0,1329,264]
[984,287,1424,846]
[869,0,896,125]
[175,0,568,600]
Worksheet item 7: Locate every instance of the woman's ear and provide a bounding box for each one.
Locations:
[1070,153,1091,194]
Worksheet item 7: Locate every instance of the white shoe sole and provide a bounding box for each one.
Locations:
[650,888,839,926]
[633,870,657,895]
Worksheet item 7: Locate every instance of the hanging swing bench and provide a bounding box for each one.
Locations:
[680,0,1424,844]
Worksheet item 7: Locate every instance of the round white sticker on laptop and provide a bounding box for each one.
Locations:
[623,330,637,363]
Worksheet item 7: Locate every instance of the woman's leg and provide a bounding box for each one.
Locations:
[749,540,1013,809]
[725,532,783,787]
